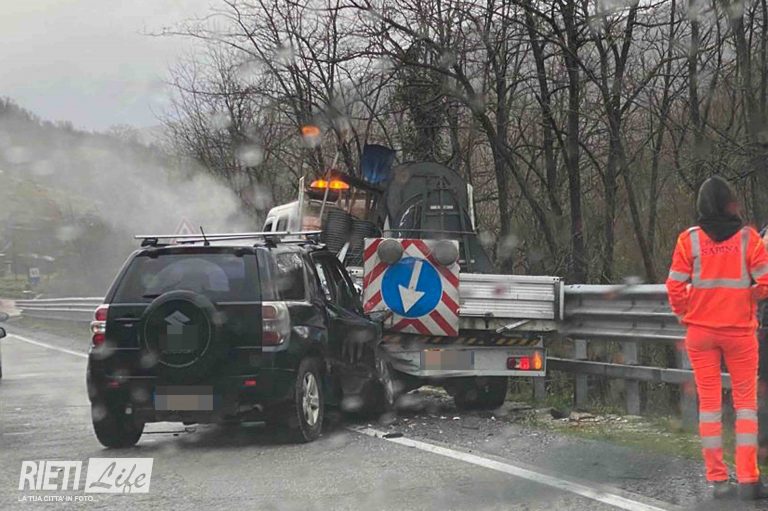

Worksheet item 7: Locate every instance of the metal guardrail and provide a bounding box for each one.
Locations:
[15,297,103,323]
[562,284,684,340]
[553,284,725,423]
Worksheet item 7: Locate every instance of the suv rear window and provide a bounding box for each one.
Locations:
[112,251,258,303]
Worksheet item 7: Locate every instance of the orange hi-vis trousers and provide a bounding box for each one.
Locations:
[686,325,760,483]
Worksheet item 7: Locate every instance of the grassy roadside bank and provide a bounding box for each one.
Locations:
[513,391,768,474]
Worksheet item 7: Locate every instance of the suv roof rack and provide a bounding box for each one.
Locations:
[135,231,323,247]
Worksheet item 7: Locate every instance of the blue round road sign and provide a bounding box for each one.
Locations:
[381,257,442,318]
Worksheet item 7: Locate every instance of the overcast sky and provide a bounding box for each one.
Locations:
[2,0,214,131]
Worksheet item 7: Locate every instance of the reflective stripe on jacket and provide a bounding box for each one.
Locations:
[666,226,768,332]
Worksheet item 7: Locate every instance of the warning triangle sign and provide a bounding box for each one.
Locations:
[169,218,196,244]
[175,218,196,236]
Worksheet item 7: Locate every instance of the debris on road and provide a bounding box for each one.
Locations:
[569,411,596,422]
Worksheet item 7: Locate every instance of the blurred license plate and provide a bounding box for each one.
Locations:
[420,350,474,370]
[154,386,214,411]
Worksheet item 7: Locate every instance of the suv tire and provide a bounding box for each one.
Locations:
[360,350,398,417]
[287,357,324,443]
[452,377,508,410]
[92,399,144,448]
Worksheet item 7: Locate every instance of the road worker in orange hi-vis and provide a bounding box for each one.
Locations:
[666,176,768,500]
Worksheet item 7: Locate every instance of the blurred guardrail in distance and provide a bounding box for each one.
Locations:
[15,287,727,426]
[15,297,103,323]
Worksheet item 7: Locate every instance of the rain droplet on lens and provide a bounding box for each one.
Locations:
[56,224,84,243]
[438,50,457,68]
[275,44,295,65]
[478,231,495,249]
[237,145,264,167]
[91,404,107,422]
[341,395,363,412]
[209,112,231,130]
[140,352,159,368]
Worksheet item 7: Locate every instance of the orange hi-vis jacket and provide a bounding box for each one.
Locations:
[666,226,768,333]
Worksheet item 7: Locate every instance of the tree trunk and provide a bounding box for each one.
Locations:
[563,0,587,283]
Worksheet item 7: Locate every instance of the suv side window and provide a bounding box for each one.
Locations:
[318,256,361,313]
[314,261,335,301]
[274,252,306,300]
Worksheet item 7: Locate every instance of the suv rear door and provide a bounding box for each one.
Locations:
[103,247,262,375]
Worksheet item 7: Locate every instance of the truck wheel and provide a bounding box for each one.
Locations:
[92,400,144,448]
[287,358,324,443]
[453,377,508,410]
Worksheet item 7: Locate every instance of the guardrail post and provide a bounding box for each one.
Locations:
[622,341,640,415]
[532,377,546,401]
[574,339,588,408]
[677,349,698,430]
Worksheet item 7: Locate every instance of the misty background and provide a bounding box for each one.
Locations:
[0,0,253,297]
[0,99,253,297]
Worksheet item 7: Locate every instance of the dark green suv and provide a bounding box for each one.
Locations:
[87,235,394,448]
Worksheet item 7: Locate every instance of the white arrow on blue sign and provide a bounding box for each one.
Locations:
[381,257,442,318]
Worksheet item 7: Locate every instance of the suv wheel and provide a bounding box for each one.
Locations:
[287,358,324,443]
[452,377,508,411]
[92,400,144,448]
[360,351,398,416]
[377,356,397,412]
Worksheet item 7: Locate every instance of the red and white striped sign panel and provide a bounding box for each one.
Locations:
[363,238,460,336]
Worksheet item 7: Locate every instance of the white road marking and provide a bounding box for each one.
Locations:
[351,426,676,511]
[7,333,88,359]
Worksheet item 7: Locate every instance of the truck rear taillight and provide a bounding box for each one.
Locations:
[262,302,290,346]
[507,352,544,371]
[91,305,109,346]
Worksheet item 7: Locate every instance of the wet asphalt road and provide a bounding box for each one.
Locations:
[0,323,767,511]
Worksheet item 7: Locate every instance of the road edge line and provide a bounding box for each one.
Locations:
[350,426,679,511]
[7,333,88,359]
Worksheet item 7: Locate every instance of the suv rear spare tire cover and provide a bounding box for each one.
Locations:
[141,290,224,382]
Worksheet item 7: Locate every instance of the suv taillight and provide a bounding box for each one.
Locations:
[262,302,290,346]
[91,305,109,346]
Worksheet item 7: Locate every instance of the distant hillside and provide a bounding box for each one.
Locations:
[0,99,250,296]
